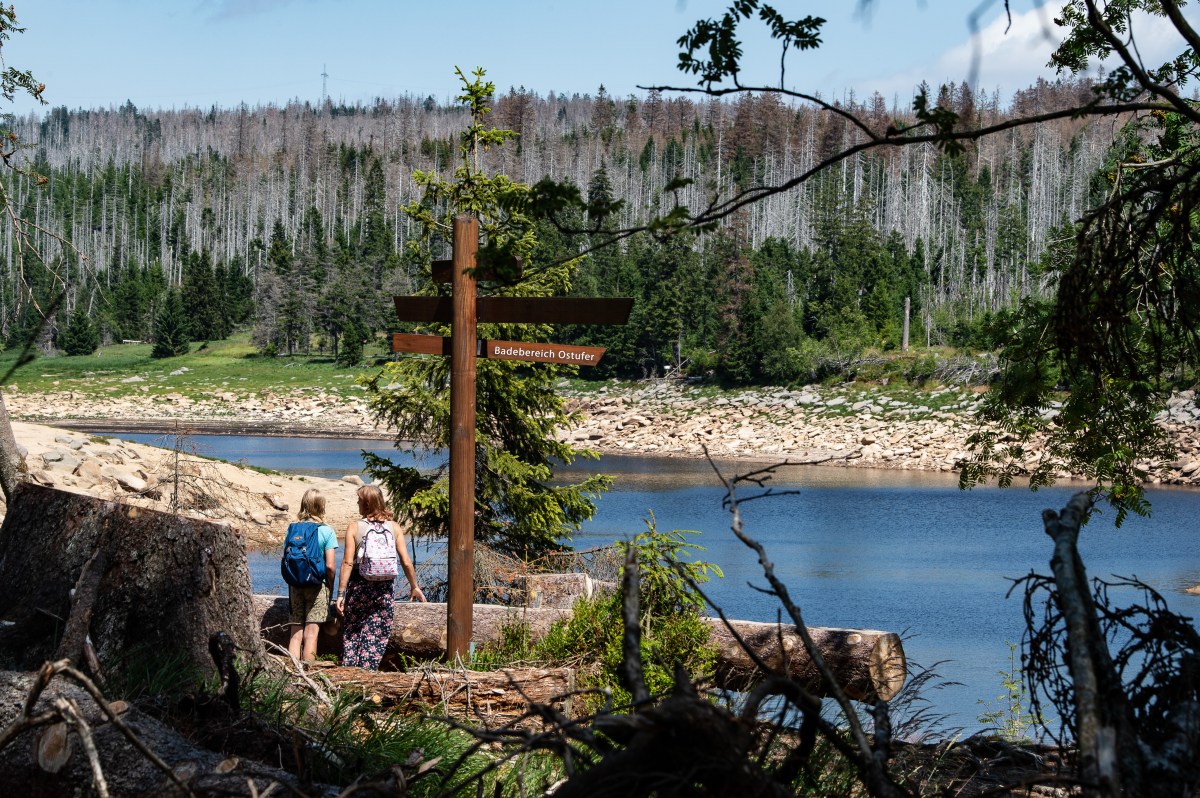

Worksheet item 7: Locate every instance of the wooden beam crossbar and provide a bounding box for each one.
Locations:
[393,296,633,326]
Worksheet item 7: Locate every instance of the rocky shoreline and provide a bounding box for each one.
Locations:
[9,380,1200,486]
[1,421,367,552]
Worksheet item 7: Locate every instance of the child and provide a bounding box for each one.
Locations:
[286,488,339,661]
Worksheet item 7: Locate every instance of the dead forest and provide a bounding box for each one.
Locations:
[1,78,1110,355]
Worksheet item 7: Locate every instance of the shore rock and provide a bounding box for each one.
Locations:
[0,422,362,551]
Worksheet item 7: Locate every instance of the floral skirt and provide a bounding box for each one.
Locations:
[341,577,395,669]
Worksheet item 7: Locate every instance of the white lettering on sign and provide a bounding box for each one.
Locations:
[487,341,603,364]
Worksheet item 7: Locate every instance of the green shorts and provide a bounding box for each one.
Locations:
[288,583,330,625]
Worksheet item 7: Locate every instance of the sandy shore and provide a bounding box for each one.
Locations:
[4,420,367,552]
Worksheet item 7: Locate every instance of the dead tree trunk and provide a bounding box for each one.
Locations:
[0,483,265,674]
[255,596,906,701]
[1043,492,1142,797]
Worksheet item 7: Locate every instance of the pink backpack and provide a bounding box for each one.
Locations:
[356,520,399,581]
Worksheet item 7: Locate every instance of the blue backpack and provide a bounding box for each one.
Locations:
[281,521,325,587]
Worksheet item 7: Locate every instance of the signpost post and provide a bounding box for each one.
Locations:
[391,215,631,660]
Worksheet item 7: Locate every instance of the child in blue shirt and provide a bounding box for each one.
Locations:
[287,488,339,661]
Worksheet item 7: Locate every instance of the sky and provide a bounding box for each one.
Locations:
[2,0,1194,116]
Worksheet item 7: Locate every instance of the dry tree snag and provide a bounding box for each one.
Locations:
[1024,491,1200,797]
[0,482,264,672]
[1042,492,1135,795]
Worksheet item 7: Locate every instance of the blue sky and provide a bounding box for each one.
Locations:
[3,1,1192,116]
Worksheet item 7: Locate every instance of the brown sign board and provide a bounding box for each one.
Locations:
[431,258,523,284]
[393,296,633,326]
[392,297,452,323]
[479,297,633,325]
[393,333,604,366]
[486,339,606,365]
[392,332,454,356]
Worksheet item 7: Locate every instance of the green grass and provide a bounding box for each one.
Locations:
[0,332,386,402]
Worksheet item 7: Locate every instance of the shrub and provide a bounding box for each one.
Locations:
[480,520,721,711]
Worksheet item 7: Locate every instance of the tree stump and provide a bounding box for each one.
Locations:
[0,483,264,674]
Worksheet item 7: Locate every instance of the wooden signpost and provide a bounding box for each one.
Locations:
[391,215,631,660]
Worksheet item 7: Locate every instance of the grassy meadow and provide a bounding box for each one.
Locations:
[0,333,380,401]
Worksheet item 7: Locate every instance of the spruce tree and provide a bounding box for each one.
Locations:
[363,67,610,558]
[336,317,365,367]
[151,290,191,358]
[58,308,99,356]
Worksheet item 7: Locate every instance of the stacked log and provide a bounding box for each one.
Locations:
[255,596,906,701]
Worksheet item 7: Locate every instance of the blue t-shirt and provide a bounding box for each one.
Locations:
[315,523,338,553]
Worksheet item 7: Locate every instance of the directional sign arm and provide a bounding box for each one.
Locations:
[394,296,633,326]
[393,296,454,324]
[477,297,633,325]
[392,333,454,355]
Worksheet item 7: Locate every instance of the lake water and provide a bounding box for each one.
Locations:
[110,432,1200,734]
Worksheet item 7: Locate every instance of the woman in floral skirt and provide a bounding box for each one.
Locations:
[335,484,425,669]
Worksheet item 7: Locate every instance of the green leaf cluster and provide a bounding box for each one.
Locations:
[675,1,824,90]
[482,522,720,710]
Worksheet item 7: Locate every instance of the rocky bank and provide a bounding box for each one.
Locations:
[6,378,1200,522]
[1,421,368,551]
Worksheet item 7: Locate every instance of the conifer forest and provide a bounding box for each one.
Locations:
[5,78,1108,382]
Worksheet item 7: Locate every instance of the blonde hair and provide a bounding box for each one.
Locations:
[356,484,391,521]
[297,488,326,522]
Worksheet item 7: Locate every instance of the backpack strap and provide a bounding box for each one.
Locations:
[355,518,387,552]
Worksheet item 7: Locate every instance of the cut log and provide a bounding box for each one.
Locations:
[702,618,906,701]
[255,595,570,662]
[254,596,906,701]
[34,722,73,774]
[0,483,265,673]
[301,660,575,725]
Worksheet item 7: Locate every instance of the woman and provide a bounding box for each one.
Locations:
[335,484,425,669]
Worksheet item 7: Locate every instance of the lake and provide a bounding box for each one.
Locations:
[109,432,1200,734]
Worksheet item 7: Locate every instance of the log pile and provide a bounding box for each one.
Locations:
[255,595,907,702]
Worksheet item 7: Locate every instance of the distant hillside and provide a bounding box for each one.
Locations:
[0,77,1120,382]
